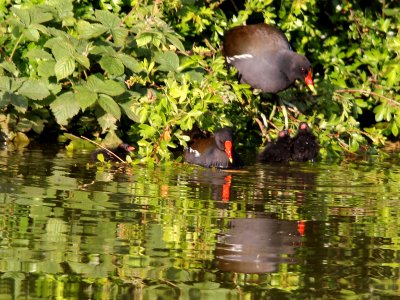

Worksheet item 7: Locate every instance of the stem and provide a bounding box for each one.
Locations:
[335,88,400,107]
[9,33,23,62]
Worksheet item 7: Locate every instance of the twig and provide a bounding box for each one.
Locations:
[80,136,126,163]
[335,89,400,107]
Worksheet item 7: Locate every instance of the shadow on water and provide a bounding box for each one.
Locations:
[1,145,400,298]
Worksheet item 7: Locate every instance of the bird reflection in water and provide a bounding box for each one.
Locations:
[215,216,304,274]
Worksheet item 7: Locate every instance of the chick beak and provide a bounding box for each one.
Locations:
[224,141,233,163]
[304,69,316,95]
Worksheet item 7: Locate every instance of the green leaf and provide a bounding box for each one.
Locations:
[0,76,11,92]
[50,92,81,125]
[38,60,56,78]
[74,54,90,69]
[95,10,120,29]
[139,124,157,138]
[22,28,40,41]
[18,79,50,100]
[136,33,153,47]
[55,56,75,81]
[118,54,141,72]
[97,94,121,120]
[86,75,125,96]
[11,7,31,27]
[97,113,117,132]
[392,122,399,136]
[99,55,124,76]
[74,86,97,110]
[120,100,140,122]
[154,51,179,72]
[111,28,128,47]
[165,33,185,53]
[76,20,107,39]
[24,48,53,60]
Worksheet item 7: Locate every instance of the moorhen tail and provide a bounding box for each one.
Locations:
[258,130,292,162]
[184,128,243,169]
[291,122,319,162]
[223,23,315,94]
[91,143,134,162]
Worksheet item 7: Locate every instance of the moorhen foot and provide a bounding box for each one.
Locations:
[223,23,315,94]
[258,130,292,162]
[183,128,243,169]
[291,122,319,162]
[91,143,134,162]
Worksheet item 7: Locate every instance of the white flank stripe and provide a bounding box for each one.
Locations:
[226,54,253,63]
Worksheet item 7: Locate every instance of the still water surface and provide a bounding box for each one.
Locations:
[0,145,400,299]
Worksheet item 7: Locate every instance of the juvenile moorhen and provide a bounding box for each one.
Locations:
[223,23,315,94]
[91,143,134,162]
[258,130,292,162]
[291,122,319,162]
[183,128,243,169]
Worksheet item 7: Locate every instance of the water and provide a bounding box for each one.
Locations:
[0,145,400,299]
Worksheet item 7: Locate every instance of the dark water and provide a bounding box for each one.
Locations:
[0,145,400,299]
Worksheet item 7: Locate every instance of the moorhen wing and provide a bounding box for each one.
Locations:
[184,128,243,169]
[223,23,315,94]
[291,122,319,162]
[258,130,292,162]
[91,143,134,162]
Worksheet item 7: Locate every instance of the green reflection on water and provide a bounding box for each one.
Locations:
[0,147,400,299]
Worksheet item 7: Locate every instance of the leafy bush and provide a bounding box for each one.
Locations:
[0,0,399,163]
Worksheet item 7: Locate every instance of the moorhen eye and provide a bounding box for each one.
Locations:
[183,128,244,169]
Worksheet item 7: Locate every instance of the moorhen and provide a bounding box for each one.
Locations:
[258,130,292,162]
[183,128,243,169]
[291,122,319,162]
[91,143,134,162]
[223,23,315,94]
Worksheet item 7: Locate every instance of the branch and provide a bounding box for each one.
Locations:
[335,89,400,107]
[80,136,126,163]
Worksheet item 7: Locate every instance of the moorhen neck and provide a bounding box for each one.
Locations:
[91,143,134,162]
[223,23,315,94]
[184,128,243,169]
[258,130,292,162]
[291,122,319,162]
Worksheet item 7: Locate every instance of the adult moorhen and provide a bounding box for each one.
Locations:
[291,122,319,162]
[183,128,243,169]
[223,23,315,94]
[91,143,134,162]
[258,130,292,162]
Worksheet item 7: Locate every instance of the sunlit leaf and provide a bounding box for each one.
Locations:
[99,55,124,76]
[50,92,80,125]
[18,79,50,100]
[97,94,121,120]
[154,51,179,72]
[55,56,75,81]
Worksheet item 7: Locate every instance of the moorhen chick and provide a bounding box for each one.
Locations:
[258,130,292,162]
[91,143,134,162]
[223,23,315,94]
[291,122,319,162]
[183,128,243,169]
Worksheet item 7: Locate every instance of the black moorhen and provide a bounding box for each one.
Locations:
[258,130,292,162]
[291,122,319,162]
[223,23,315,94]
[91,143,134,162]
[183,128,243,169]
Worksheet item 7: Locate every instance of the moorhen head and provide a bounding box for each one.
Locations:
[291,122,319,162]
[91,143,134,162]
[183,128,243,169]
[258,130,292,162]
[223,23,315,94]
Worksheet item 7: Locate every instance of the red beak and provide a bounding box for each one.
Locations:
[304,69,316,94]
[224,141,233,163]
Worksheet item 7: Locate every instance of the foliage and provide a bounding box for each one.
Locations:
[0,0,399,163]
